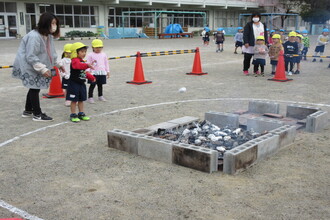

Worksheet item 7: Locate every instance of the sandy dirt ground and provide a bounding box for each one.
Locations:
[0,35,329,220]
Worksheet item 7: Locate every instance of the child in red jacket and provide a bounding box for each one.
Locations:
[66,42,95,122]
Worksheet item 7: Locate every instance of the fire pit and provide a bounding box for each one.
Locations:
[108,101,328,174]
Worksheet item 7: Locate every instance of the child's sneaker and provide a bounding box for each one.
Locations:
[312,58,316,62]
[271,71,275,75]
[253,72,259,77]
[288,71,293,76]
[33,113,53,122]
[234,52,238,54]
[78,112,90,121]
[243,70,249,75]
[88,97,95,104]
[294,70,300,74]
[98,96,106,101]
[70,113,80,123]
[22,110,33,118]
[64,100,71,107]
[260,72,265,77]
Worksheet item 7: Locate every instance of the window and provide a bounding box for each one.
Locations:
[26,3,35,13]
[0,3,4,12]
[0,2,17,12]
[5,2,16,12]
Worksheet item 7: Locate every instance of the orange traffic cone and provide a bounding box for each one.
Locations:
[43,67,65,98]
[268,50,293,82]
[127,52,152,85]
[186,47,207,75]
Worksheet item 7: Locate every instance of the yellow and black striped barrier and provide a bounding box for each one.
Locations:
[0,65,13,69]
[108,49,196,60]
[108,54,137,60]
[284,54,330,58]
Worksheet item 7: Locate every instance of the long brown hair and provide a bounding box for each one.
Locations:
[36,12,60,38]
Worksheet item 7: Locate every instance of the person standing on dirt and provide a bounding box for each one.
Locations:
[242,12,268,75]
[12,12,64,122]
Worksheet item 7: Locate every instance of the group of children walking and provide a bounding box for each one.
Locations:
[202,26,329,76]
[59,39,110,122]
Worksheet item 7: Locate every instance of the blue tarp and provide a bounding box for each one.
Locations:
[108,28,149,39]
[165,24,184,34]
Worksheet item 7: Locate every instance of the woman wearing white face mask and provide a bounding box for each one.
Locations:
[12,12,65,122]
[242,12,268,75]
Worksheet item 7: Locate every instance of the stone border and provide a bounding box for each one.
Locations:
[107,101,328,174]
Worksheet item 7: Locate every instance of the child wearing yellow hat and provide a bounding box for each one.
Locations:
[268,34,283,75]
[252,36,268,76]
[283,31,299,75]
[293,34,304,74]
[59,43,72,106]
[86,39,110,103]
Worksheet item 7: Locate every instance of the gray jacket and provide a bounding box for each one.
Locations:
[12,30,58,89]
[253,44,268,60]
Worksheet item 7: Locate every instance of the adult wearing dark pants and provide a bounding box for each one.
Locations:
[242,12,268,75]
[12,12,64,122]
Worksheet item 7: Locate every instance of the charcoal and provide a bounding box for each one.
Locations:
[153,120,265,156]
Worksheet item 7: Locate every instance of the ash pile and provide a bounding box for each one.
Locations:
[154,120,264,159]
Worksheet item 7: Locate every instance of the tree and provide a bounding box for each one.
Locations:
[290,0,330,24]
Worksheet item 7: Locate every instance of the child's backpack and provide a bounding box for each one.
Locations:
[205,32,210,38]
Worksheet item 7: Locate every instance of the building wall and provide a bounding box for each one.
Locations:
[1,0,312,38]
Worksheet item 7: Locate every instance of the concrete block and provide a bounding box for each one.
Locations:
[248,100,280,114]
[107,129,145,154]
[146,122,178,132]
[247,117,284,133]
[223,142,258,174]
[270,125,296,148]
[138,136,174,164]
[167,116,199,130]
[172,143,218,173]
[286,104,320,120]
[205,111,239,129]
[306,111,329,133]
[131,128,154,135]
[249,133,280,161]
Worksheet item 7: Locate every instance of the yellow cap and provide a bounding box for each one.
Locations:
[92,39,103,48]
[296,34,303,39]
[70,42,88,59]
[256,36,265,40]
[272,34,281,39]
[288,31,297,37]
[63,43,72,53]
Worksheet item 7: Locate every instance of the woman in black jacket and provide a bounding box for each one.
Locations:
[242,12,268,75]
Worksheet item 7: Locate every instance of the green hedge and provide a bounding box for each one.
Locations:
[65,30,97,38]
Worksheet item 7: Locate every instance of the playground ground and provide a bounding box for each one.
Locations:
[0,36,329,219]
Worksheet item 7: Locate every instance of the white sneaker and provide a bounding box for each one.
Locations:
[88,97,95,104]
[98,96,106,101]
[288,71,293,76]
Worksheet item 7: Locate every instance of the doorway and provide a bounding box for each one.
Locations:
[0,14,17,38]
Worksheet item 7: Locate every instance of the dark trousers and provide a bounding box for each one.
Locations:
[25,88,42,116]
[254,64,264,73]
[243,53,253,71]
[285,60,294,72]
[88,83,103,98]
[302,47,308,60]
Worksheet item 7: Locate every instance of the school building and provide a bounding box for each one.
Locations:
[0,0,307,39]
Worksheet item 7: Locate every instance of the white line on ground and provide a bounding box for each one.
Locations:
[0,200,44,220]
[2,98,329,149]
